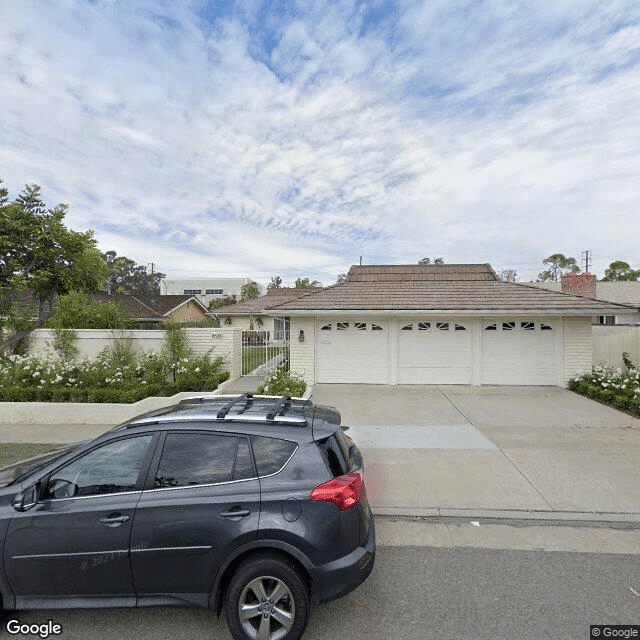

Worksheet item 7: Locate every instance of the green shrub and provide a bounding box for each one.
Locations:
[256,367,306,397]
[613,394,631,410]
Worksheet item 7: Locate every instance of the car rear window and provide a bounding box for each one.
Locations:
[251,436,297,476]
[317,432,350,478]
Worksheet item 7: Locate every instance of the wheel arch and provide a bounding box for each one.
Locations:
[209,540,313,615]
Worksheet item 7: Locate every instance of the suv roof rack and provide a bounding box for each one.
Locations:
[266,395,292,421]
[130,394,309,428]
[216,393,254,419]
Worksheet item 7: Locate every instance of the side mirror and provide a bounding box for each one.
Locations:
[13,482,40,512]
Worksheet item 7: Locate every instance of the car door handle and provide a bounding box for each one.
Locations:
[218,508,251,519]
[98,514,131,526]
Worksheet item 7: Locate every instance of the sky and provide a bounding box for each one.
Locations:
[1,0,639,286]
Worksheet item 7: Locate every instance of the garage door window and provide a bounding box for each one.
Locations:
[454,324,467,331]
[321,323,331,330]
[484,321,555,332]
[355,322,366,331]
[371,324,383,331]
[418,322,430,331]
[337,322,349,331]
[437,322,449,331]
[401,324,413,331]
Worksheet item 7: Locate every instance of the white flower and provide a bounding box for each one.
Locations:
[194,367,200,373]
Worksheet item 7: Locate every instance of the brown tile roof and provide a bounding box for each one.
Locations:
[346,264,499,282]
[134,295,207,315]
[269,265,634,313]
[530,281,640,306]
[266,287,323,296]
[211,288,323,316]
[87,293,162,319]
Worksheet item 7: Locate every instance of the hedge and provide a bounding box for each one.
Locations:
[0,374,228,403]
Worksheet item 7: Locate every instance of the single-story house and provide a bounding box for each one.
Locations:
[529,276,640,325]
[208,287,323,337]
[267,264,635,387]
[88,294,209,328]
[7,291,209,329]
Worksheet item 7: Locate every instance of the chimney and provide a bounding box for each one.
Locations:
[561,273,597,298]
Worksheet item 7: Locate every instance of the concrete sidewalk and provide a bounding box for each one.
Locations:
[1,383,639,525]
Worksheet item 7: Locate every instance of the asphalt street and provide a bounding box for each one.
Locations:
[5,522,639,640]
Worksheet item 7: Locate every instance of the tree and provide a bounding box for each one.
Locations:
[418,257,444,265]
[267,275,282,289]
[0,181,108,352]
[294,277,322,288]
[47,291,134,329]
[498,269,518,283]
[103,251,165,296]
[336,273,347,284]
[536,253,580,282]
[208,295,237,310]
[602,261,640,282]
[240,282,260,302]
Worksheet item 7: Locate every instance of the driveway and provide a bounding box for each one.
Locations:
[311,385,640,517]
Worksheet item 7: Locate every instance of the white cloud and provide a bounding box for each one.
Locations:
[1,0,639,285]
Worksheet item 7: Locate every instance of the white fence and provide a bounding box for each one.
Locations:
[592,325,640,369]
[27,328,243,381]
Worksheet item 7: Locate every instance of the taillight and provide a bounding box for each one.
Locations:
[310,473,365,511]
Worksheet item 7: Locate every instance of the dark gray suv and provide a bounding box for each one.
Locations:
[0,393,375,640]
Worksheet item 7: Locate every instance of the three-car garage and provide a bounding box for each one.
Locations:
[314,317,562,386]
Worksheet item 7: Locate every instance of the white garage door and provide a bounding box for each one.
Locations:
[315,320,389,383]
[481,319,559,385]
[397,319,472,384]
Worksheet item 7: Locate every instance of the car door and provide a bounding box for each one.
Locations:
[4,434,155,600]
[129,430,260,599]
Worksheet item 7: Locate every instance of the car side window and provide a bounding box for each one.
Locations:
[251,436,297,476]
[47,435,154,499]
[154,433,241,488]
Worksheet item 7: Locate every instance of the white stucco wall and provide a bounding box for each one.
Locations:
[27,328,243,380]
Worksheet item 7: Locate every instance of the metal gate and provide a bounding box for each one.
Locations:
[241,329,290,375]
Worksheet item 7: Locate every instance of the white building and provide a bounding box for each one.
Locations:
[161,278,266,307]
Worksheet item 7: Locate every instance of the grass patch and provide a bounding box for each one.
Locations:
[0,443,59,469]
[242,347,290,375]
[242,347,269,375]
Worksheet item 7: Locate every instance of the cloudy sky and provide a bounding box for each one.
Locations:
[2,0,639,286]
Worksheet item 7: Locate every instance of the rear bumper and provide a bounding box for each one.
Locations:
[310,515,376,604]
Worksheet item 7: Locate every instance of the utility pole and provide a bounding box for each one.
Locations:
[581,250,591,273]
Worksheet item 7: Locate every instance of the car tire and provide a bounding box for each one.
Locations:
[225,554,310,640]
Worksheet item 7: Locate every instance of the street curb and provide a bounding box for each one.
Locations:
[372,506,640,525]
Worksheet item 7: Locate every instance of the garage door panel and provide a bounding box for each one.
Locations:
[481,320,558,385]
[316,320,389,384]
[397,321,472,385]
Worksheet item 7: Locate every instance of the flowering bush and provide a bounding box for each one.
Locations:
[256,367,306,397]
[0,351,228,403]
[569,361,640,416]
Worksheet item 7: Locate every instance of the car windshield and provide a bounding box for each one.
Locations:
[0,444,78,488]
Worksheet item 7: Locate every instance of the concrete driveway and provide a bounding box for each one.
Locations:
[311,385,640,518]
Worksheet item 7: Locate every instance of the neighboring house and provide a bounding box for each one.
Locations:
[208,288,323,337]
[161,277,266,307]
[87,293,209,328]
[6,291,209,330]
[266,264,634,388]
[529,275,640,325]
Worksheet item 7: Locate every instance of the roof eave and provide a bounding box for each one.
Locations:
[280,308,626,316]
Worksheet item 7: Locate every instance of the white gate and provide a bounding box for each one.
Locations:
[242,330,290,375]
